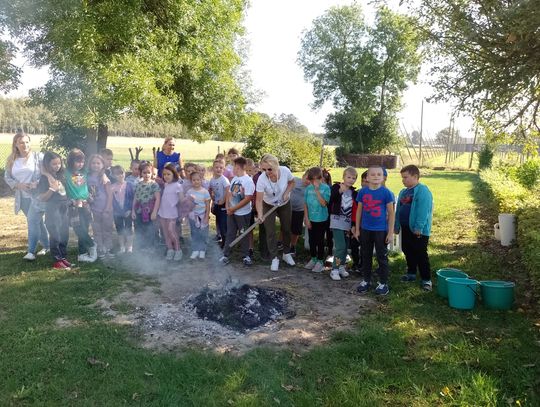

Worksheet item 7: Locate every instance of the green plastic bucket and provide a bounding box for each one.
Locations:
[447,278,478,310]
[436,268,469,298]
[480,281,515,310]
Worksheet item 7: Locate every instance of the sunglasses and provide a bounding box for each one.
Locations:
[262,167,273,172]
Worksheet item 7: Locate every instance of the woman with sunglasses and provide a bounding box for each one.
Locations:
[255,154,296,271]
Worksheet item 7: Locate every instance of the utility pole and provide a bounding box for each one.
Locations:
[419,99,424,166]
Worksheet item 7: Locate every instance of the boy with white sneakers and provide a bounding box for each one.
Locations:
[220,157,256,266]
[354,165,395,295]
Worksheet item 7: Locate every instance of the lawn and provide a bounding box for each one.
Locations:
[0,170,539,406]
[0,133,245,170]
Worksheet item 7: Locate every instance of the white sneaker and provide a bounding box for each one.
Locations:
[36,248,49,256]
[118,246,126,254]
[78,253,94,263]
[173,250,183,261]
[339,265,350,278]
[330,269,341,281]
[282,252,295,266]
[88,245,98,261]
[199,251,206,259]
[270,257,279,272]
[165,249,174,260]
[190,251,199,259]
[23,252,36,261]
[304,258,316,270]
[312,261,324,273]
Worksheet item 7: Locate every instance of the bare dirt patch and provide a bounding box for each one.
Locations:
[94,244,377,355]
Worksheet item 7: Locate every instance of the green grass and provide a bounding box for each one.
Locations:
[1,170,539,405]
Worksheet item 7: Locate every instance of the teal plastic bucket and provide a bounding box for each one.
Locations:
[447,278,478,310]
[480,281,515,310]
[436,268,468,298]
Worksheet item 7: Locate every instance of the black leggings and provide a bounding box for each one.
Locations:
[308,221,326,261]
[401,224,431,281]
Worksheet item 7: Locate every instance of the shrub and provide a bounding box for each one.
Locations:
[243,126,335,172]
[479,168,528,213]
[517,203,540,292]
[481,167,540,293]
[478,145,494,170]
[515,159,540,189]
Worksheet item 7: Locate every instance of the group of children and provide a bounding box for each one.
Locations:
[32,142,434,296]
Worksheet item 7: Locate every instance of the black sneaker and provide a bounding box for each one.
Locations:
[219,256,230,265]
[242,256,253,266]
[277,241,284,251]
[289,246,296,256]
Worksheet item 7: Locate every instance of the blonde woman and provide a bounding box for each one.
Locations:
[255,154,296,271]
[154,137,184,179]
[4,131,49,260]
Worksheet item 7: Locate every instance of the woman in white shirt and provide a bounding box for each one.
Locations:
[4,132,49,260]
[255,154,296,271]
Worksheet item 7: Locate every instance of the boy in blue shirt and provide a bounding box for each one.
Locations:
[394,165,434,291]
[354,166,395,295]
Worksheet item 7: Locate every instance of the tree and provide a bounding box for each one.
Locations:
[0,39,20,92]
[0,0,248,153]
[410,130,421,145]
[435,126,460,145]
[412,0,540,139]
[298,5,421,154]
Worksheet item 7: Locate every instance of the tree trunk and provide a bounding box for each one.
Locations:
[97,123,108,152]
[85,127,98,156]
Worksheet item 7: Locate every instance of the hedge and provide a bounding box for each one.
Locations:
[480,168,540,291]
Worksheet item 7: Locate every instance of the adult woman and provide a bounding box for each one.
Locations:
[4,131,49,260]
[154,137,184,179]
[255,154,296,271]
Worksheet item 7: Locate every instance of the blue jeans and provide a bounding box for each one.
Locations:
[21,197,49,253]
[45,202,69,261]
[71,207,94,254]
[189,218,208,252]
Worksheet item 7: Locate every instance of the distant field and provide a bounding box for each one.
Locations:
[0,134,244,170]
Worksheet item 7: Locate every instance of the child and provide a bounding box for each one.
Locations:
[181,162,198,191]
[157,163,184,261]
[185,171,211,259]
[328,167,357,280]
[111,165,135,254]
[37,152,72,270]
[131,162,161,252]
[88,154,114,259]
[394,165,434,291]
[65,148,97,262]
[303,167,331,273]
[350,170,368,272]
[354,165,395,295]
[126,160,141,186]
[209,159,230,245]
[100,148,116,183]
[322,168,334,259]
[223,147,239,181]
[290,171,309,255]
[219,157,256,265]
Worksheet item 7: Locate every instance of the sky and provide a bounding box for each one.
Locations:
[6,0,474,139]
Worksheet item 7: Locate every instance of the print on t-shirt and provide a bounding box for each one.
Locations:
[230,179,245,208]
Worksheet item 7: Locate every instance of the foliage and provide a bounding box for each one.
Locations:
[0,0,249,149]
[479,168,528,213]
[435,126,460,146]
[298,5,421,154]
[0,39,20,92]
[481,166,540,292]
[242,115,334,172]
[517,202,540,293]
[515,159,540,189]
[478,145,494,170]
[0,97,53,134]
[412,0,540,139]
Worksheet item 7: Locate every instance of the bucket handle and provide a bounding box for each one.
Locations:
[467,283,479,297]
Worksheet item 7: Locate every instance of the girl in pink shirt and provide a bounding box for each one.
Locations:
[157,164,184,261]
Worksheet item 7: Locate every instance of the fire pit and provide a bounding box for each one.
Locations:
[190,284,292,332]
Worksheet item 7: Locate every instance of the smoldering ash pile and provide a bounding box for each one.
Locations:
[190,284,292,332]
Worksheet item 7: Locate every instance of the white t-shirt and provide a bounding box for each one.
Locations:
[228,174,255,216]
[209,175,230,204]
[11,154,38,198]
[256,166,294,205]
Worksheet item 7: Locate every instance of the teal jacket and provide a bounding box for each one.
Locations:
[394,183,433,236]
